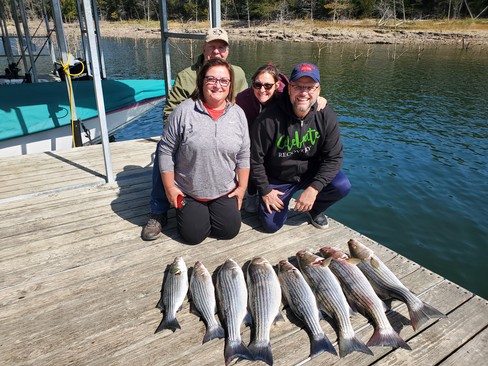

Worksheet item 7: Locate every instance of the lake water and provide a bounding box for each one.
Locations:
[101,37,487,299]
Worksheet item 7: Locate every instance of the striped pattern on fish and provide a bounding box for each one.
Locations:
[320,246,411,350]
[189,261,225,343]
[155,256,188,333]
[296,250,372,357]
[246,257,283,365]
[216,259,253,365]
[277,259,337,358]
[347,239,446,331]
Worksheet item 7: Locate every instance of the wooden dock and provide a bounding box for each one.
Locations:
[1,138,486,366]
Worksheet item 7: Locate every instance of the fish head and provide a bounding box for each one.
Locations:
[348,239,373,260]
[319,246,349,261]
[278,259,295,272]
[170,256,187,275]
[250,256,269,266]
[296,249,325,267]
[192,261,209,276]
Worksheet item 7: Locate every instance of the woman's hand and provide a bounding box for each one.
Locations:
[229,186,246,210]
[165,186,184,208]
[317,96,328,111]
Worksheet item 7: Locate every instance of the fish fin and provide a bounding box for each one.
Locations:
[338,334,373,357]
[318,304,334,320]
[225,340,254,365]
[370,257,381,269]
[366,327,411,350]
[202,324,225,344]
[408,301,447,331]
[346,258,361,265]
[154,315,180,333]
[155,297,164,311]
[273,310,286,324]
[243,311,253,327]
[310,333,337,357]
[248,340,273,365]
[320,257,332,267]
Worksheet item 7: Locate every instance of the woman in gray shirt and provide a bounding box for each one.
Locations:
[159,58,250,244]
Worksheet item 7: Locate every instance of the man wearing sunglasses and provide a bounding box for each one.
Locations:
[142,27,248,241]
[250,63,351,233]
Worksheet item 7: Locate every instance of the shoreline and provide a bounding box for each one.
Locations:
[6,19,488,48]
[88,20,488,48]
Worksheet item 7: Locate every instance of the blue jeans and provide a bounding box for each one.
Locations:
[150,140,171,215]
[258,170,351,233]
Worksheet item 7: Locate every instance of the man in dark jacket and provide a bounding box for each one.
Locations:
[250,62,351,233]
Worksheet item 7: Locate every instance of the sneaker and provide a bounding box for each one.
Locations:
[141,213,168,241]
[306,210,329,229]
[243,192,259,213]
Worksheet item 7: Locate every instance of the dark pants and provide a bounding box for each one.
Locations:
[259,170,351,233]
[177,195,241,245]
[150,140,170,215]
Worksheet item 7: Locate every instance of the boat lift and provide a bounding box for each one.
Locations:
[1,0,222,184]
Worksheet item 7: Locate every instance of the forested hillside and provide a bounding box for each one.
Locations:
[1,0,487,23]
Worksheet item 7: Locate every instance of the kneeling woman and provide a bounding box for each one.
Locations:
[158,58,250,244]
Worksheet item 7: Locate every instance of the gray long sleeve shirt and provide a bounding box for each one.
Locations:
[159,98,250,200]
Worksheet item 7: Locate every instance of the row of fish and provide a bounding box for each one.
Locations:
[155,238,446,365]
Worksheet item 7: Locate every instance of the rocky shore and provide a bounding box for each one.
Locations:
[88,20,488,48]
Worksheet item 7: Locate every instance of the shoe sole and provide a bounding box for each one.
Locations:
[142,232,161,241]
[306,212,329,229]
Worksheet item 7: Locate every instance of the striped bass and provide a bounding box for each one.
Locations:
[216,259,253,365]
[348,238,446,331]
[296,250,372,357]
[246,256,283,366]
[320,246,411,350]
[155,256,188,333]
[277,259,337,358]
[189,261,225,343]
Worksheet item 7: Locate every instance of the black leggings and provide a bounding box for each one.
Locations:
[176,195,241,245]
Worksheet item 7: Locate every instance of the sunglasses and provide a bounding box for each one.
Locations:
[252,81,275,90]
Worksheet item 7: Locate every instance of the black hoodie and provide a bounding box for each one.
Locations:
[250,89,343,196]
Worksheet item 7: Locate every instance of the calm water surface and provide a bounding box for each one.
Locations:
[105,38,488,299]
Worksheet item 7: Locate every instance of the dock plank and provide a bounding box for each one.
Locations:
[0,138,486,366]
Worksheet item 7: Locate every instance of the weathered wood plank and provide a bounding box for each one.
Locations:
[438,324,488,365]
[375,295,487,365]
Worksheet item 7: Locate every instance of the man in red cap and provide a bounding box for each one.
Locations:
[250,62,351,233]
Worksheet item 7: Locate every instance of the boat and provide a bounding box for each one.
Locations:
[0,79,167,157]
[0,0,167,158]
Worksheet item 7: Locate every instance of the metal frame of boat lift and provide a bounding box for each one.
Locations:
[1,0,222,184]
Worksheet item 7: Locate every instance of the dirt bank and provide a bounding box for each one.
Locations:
[87,20,488,48]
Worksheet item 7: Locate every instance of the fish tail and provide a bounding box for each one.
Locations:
[202,324,225,344]
[310,333,337,357]
[366,327,411,350]
[408,301,446,331]
[338,334,373,357]
[154,315,180,333]
[224,340,254,366]
[248,340,273,365]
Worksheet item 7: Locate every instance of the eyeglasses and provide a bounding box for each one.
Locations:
[252,81,275,90]
[290,83,319,93]
[206,45,228,53]
[204,76,231,87]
